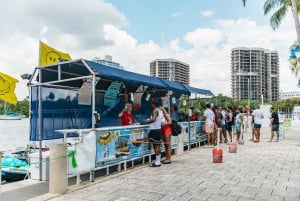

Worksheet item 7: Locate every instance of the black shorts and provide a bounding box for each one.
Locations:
[148,129,162,144]
[272,124,279,131]
[254,123,261,129]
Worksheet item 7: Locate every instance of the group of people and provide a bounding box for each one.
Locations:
[118,101,174,167]
[195,104,280,145]
[117,101,280,167]
[200,103,246,146]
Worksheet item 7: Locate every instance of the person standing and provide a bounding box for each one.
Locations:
[118,103,135,125]
[203,103,215,147]
[252,106,264,142]
[235,108,244,141]
[170,105,179,122]
[220,107,228,143]
[268,107,279,142]
[160,107,173,164]
[190,107,199,121]
[226,107,234,142]
[145,101,164,167]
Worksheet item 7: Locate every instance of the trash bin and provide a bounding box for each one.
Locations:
[29,151,50,181]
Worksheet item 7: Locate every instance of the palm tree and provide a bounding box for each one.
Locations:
[243,0,300,45]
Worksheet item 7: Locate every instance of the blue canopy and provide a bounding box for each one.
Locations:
[39,59,191,95]
[183,84,214,96]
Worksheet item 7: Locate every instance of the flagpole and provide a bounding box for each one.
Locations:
[38,40,43,181]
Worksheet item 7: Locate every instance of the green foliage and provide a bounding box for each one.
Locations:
[0,99,29,117]
[180,94,300,114]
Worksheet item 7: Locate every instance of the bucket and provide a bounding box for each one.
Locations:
[212,148,223,163]
[228,142,237,153]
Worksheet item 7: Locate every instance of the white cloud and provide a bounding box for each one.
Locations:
[201,10,215,17]
[0,1,298,101]
[171,12,182,17]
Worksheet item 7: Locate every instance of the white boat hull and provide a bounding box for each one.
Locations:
[0,115,22,120]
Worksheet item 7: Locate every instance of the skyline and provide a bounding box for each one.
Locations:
[0,0,298,100]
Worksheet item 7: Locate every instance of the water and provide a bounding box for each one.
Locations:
[0,118,30,152]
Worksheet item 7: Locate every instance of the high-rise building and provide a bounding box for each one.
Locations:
[231,47,279,102]
[93,55,124,70]
[150,59,190,85]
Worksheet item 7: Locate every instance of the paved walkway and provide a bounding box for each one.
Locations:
[2,123,300,201]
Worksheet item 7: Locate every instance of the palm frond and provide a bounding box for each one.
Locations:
[270,5,288,30]
[242,0,247,6]
[264,0,286,15]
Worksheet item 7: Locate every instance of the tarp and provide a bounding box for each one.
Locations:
[29,59,213,141]
[183,84,214,96]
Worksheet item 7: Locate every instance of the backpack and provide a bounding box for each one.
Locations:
[171,119,182,136]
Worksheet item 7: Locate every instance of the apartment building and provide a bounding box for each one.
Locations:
[150,59,190,85]
[231,47,279,102]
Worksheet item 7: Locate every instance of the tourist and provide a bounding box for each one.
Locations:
[211,105,219,144]
[190,107,199,121]
[144,101,164,167]
[160,107,172,164]
[170,105,179,122]
[235,107,244,142]
[218,107,227,143]
[268,107,279,142]
[226,106,234,142]
[118,103,135,125]
[252,106,264,142]
[203,103,215,147]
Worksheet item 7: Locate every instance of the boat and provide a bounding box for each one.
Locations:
[0,102,22,120]
[0,113,22,120]
[1,154,29,182]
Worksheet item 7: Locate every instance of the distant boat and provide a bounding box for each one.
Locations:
[0,114,22,120]
[0,102,22,120]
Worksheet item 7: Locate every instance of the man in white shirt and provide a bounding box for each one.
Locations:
[203,103,215,146]
[252,105,264,142]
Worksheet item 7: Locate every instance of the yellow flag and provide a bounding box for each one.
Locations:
[0,72,19,105]
[39,41,72,66]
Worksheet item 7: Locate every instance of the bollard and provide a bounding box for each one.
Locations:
[49,143,67,194]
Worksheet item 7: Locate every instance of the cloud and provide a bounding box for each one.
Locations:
[201,10,215,17]
[0,1,298,101]
[171,12,182,17]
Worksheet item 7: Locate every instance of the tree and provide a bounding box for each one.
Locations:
[243,0,300,45]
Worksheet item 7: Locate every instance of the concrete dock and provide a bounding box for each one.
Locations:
[1,122,299,201]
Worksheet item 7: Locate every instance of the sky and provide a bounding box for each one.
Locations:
[0,0,298,101]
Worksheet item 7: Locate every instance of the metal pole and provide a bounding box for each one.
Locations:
[38,69,43,181]
[187,97,191,151]
[92,74,96,128]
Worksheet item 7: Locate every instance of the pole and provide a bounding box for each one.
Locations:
[187,97,191,151]
[38,68,43,181]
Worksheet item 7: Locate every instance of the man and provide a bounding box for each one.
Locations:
[252,106,264,142]
[118,103,135,125]
[190,107,199,121]
[268,107,279,142]
[145,101,164,167]
[235,107,244,142]
[203,103,215,146]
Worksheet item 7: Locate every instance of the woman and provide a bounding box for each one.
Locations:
[160,107,173,164]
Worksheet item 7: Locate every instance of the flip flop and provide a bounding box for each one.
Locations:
[161,160,171,164]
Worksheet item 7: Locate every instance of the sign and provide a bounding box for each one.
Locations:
[78,77,100,105]
[104,82,121,108]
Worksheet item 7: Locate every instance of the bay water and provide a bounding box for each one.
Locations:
[0,118,30,152]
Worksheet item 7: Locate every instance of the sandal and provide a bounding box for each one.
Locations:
[161,160,171,164]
